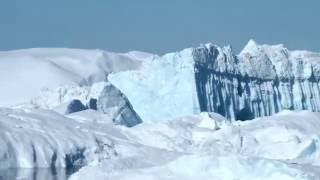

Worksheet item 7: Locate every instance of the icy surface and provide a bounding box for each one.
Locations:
[69,111,320,180]
[1,108,320,179]
[0,108,171,170]
[109,48,201,122]
[0,108,118,170]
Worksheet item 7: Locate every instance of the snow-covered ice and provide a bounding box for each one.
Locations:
[2,107,320,179]
[69,111,320,180]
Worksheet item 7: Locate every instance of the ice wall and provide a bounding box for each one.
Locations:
[194,40,320,120]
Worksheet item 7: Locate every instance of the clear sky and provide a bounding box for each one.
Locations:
[0,0,319,54]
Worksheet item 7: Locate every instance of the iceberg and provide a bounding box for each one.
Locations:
[110,40,320,121]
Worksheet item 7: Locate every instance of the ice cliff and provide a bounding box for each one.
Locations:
[194,39,320,120]
[110,40,320,121]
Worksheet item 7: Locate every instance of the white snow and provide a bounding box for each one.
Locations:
[0,48,150,107]
[239,39,320,80]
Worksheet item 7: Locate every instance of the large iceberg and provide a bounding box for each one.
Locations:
[2,41,320,121]
[1,42,320,179]
[109,40,320,121]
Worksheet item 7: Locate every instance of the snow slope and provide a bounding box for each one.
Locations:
[0,48,153,107]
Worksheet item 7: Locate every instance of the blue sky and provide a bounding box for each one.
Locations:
[0,0,319,54]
